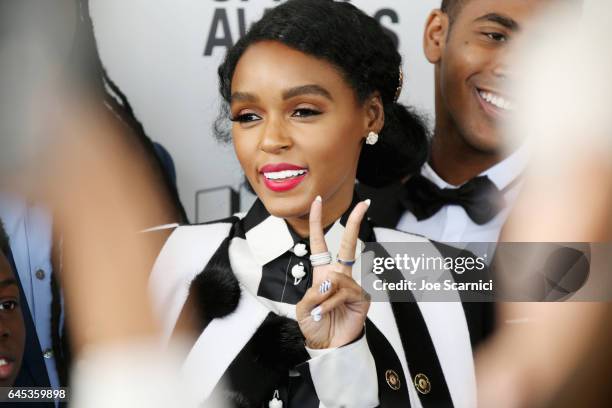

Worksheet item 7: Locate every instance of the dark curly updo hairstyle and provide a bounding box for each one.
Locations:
[215,0,429,187]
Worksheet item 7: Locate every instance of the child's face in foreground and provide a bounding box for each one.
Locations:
[429,0,549,153]
[0,252,25,387]
[230,41,377,225]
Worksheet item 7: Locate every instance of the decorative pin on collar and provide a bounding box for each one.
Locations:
[269,390,283,408]
[291,262,306,285]
[293,243,308,257]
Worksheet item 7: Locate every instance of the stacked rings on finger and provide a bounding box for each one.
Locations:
[336,255,356,267]
[309,251,332,267]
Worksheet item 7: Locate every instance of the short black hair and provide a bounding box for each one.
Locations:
[441,0,467,22]
[215,0,429,187]
[441,0,583,24]
[0,219,10,259]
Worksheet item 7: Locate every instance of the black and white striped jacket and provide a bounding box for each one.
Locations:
[149,197,488,408]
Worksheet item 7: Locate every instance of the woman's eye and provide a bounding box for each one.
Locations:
[485,32,507,42]
[230,113,261,123]
[0,300,18,311]
[292,108,322,118]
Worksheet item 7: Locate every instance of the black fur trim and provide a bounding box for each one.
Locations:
[209,314,310,408]
[189,237,240,323]
[188,227,310,406]
[252,314,309,371]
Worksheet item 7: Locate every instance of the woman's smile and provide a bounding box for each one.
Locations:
[260,162,309,192]
[0,356,16,382]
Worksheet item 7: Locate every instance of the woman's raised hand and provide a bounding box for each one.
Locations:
[296,196,371,349]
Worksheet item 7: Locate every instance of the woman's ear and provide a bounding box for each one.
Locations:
[364,92,385,135]
[423,10,449,64]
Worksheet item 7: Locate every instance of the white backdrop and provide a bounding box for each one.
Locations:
[90,0,440,222]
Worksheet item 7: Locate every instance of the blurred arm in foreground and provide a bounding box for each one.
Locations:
[476,2,612,407]
[34,99,197,407]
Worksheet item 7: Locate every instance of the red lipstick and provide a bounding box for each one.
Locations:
[259,163,308,192]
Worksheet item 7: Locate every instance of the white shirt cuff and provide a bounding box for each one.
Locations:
[304,333,379,408]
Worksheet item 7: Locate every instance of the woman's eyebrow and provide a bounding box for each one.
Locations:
[282,84,333,101]
[230,92,259,103]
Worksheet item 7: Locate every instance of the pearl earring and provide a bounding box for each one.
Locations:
[366,131,379,145]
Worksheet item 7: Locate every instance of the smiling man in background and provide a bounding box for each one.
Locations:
[359,0,577,353]
[364,0,559,247]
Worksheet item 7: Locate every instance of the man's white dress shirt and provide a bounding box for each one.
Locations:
[397,146,528,257]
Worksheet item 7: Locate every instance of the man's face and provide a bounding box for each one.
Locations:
[0,253,25,387]
[427,0,548,153]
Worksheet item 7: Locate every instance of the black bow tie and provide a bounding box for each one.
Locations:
[400,174,506,225]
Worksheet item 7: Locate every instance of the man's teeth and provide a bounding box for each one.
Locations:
[479,90,513,111]
[0,358,8,366]
[264,169,307,180]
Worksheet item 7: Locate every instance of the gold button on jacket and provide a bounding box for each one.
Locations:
[414,373,431,395]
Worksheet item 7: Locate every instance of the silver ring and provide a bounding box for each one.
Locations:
[309,251,332,267]
[336,255,356,267]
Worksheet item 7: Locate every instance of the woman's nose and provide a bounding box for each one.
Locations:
[259,116,292,154]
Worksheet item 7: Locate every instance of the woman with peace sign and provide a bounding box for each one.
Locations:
[150,1,482,407]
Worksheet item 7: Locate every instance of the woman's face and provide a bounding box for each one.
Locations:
[231,41,377,224]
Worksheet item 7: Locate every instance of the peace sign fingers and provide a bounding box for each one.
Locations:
[336,199,371,275]
[299,195,372,349]
[308,195,329,258]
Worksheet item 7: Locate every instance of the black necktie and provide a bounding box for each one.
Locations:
[400,174,506,225]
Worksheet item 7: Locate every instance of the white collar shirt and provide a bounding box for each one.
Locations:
[396,146,528,257]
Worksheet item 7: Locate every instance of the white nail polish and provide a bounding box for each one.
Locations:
[311,306,322,317]
[315,195,322,202]
[364,199,371,207]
